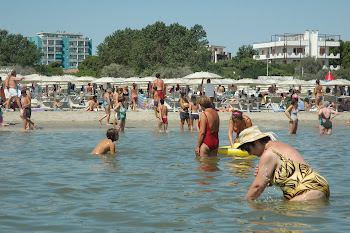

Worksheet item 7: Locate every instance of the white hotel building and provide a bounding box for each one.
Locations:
[253,30,340,69]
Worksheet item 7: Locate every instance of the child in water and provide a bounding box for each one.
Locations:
[91,128,119,155]
[158,99,168,133]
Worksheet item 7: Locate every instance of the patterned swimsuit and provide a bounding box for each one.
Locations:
[269,148,329,200]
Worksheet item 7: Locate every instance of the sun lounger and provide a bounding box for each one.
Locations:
[270,103,284,112]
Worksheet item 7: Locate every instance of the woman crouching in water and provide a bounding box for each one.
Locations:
[195,96,220,156]
[238,126,329,201]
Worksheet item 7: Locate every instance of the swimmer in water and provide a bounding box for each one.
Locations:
[91,128,119,155]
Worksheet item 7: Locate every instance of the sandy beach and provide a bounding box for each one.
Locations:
[3,109,350,129]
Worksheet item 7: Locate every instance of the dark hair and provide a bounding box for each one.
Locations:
[291,98,297,106]
[316,79,320,85]
[21,90,26,95]
[181,92,187,98]
[156,73,160,78]
[231,110,243,121]
[190,95,197,105]
[238,136,271,153]
[160,99,164,105]
[106,128,119,141]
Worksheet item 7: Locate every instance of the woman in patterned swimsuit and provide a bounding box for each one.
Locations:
[238,126,329,201]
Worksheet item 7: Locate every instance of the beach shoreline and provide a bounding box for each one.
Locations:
[2,109,350,129]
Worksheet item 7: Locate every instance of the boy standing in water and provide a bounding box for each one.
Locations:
[91,128,119,155]
[158,99,168,133]
[21,90,36,130]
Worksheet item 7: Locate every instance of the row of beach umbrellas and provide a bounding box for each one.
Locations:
[16,71,350,87]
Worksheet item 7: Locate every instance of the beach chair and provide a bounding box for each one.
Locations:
[41,101,55,111]
[270,103,284,112]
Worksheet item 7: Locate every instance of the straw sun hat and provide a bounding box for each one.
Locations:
[238,126,277,148]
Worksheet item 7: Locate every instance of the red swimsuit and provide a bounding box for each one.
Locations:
[198,112,219,151]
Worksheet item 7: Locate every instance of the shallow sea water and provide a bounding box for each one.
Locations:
[0,125,350,232]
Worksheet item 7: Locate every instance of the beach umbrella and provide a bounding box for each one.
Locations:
[324,70,335,81]
[140,76,155,83]
[234,78,268,86]
[326,79,350,86]
[94,77,118,84]
[164,78,185,84]
[182,71,222,79]
[76,76,96,83]
[211,79,235,85]
[49,76,76,83]
[278,79,311,86]
[21,74,43,83]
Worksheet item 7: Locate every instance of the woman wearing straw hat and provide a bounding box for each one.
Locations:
[238,126,329,201]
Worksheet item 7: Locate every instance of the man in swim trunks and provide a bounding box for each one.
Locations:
[158,99,168,133]
[6,70,23,111]
[152,86,159,118]
[179,92,190,131]
[153,73,164,100]
[238,126,329,201]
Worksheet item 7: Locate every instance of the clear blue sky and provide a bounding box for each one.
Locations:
[1,0,349,55]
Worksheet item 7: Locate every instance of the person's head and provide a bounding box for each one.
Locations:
[107,88,112,94]
[10,70,16,76]
[231,110,243,122]
[124,85,128,90]
[291,98,297,106]
[207,79,211,83]
[132,83,137,89]
[190,95,197,104]
[323,101,330,108]
[304,97,309,103]
[237,126,277,155]
[88,83,91,86]
[118,88,123,93]
[89,96,93,100]
[197,96,212,109]
[106,128,119,142]
[55,98,60,102]
[156,73,160,78]
[21,90,26,96]
[181,92,187,99]
[93,95,97,101]
[160,99,164,105]
[316,79,320,85]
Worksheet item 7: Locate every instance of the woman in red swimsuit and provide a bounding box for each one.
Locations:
[195,96,220,156]
[228,110,252,148]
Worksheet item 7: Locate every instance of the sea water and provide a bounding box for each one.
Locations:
[0,125,349,232]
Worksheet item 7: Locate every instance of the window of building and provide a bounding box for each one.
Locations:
[320,48,325,55]
[261,50,264,55]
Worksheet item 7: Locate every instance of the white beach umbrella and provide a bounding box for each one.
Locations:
[211,79,235,85]
[324,79,350,86]
[278,79,311,86]
[235,78,268,86]
[94,77,118,84]
[21,74,43,83]
[182,71,222,79]
[49,76,76,83]
[140,76,155,83]
[76,76,96,83]
[164,78,185,84]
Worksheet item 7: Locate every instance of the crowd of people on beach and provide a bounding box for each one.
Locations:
[1,70,349,203]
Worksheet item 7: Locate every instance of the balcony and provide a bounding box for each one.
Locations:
[318,53,340,59]
[318,41,340,47]
[254,53,307,60]
[254,40,309,49]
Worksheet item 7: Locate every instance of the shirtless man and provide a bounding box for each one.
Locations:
[6,70,23,110]
[158,99,168,133]
[21,90,36,130]
[86,83,93,94]
[152,86,159,118]
[153,73,164,100]
[91,128,119,155]
[85,96,99,111]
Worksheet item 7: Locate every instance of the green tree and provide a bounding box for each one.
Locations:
[0,29,42,66]
[97,22,211,74]
[76,56,104,77]
[101,63,136,78]
[233,45,258,63]
[34,62,64,76]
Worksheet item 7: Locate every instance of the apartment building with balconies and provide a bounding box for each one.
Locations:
[253,30,340,69]
[207,45,231,63]
[29,31,92,70]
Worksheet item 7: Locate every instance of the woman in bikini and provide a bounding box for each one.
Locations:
[238,126,329,201]
[228,110,252,148]
[130,83,139,112]
[314,79,324,108]
[99,89,113,125]
[195,96,220,157]
[189,95,199,132]
[284,98,298,134]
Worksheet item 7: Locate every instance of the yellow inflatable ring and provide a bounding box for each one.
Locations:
[218,143,254,156]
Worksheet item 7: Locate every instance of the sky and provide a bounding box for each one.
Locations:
[1,0,349,56]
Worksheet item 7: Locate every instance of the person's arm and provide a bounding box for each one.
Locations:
[246,118,253,128]
[109,141,115,155]
[330,109,339,121]
[284,105,293,122]
[245,151,276,200]
[158,105,162,120]
[228,119,235,148]
[195,113,207,156]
